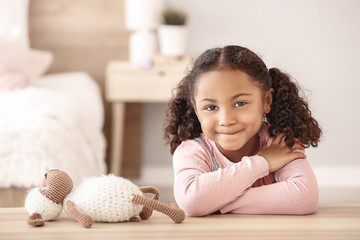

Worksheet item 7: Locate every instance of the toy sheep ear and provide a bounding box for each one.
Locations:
[27,212,44,227]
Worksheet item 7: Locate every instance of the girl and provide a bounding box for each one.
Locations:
[164,45,321,216]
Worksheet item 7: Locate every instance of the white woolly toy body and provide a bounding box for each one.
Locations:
[64,174,143,222]
[25,188,63,221]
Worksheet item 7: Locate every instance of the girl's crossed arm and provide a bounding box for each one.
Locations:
[219,157,319,215]
[219,135,318,215]
[173,134,318,216]
[173,141,270,216]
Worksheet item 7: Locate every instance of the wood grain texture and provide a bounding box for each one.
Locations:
[1,205,360,239]
[28,0,141,177]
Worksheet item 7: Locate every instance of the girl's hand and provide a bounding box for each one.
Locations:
[258,134,306,173]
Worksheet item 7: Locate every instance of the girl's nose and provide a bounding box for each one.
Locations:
[218,109,237,126]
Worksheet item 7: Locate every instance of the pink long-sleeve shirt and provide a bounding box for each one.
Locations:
[173,124,319,216]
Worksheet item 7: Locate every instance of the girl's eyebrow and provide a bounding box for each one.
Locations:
[199,93,252,103]
[199,98,216,103]
[231,93,252,99]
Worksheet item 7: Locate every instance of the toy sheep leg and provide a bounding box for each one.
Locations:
[138,186,160,220]
[27,213,44,227]
[65,200,93,228]
[132,194,185,223]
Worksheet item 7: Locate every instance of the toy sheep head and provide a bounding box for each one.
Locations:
[25,169,73,226]
[25,169,185,228]
[40,169,73,203]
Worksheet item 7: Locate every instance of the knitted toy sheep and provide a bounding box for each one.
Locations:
[25,169,185,228]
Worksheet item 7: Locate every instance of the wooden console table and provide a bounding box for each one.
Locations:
[1,204,360,239]
[105,59,191,176]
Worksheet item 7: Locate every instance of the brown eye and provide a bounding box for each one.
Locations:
[235,102,246,107]
[205,105,217,111]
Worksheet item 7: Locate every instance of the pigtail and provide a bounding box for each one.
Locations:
[266,68,321,148]
[164,75,202,154]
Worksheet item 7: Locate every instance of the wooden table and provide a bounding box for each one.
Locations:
[1,205,360,239]
[105,59,190,176]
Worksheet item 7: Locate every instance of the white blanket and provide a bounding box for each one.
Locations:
[0,72,106,188]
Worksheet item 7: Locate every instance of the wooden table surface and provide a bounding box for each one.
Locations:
[1,205,360,240]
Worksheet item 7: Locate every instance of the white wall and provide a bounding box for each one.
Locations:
[138,1,360,198]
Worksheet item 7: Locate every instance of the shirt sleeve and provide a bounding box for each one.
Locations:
[220,157,319,215]
[173,141,270,217]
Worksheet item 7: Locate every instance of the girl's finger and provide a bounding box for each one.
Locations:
[273,133,286,144]
[294,139,306,149]
[260,140,267,150]
[291,142,305,150]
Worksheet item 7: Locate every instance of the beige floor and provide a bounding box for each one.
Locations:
[0,188,27,207]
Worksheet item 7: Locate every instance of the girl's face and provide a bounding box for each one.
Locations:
[193,70,273,159]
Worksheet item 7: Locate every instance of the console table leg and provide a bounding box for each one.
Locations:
[110,102,125,176]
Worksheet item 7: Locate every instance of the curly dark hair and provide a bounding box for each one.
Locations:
[164,45,322,154]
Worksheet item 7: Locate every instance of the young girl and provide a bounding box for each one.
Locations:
[164,45,321,216]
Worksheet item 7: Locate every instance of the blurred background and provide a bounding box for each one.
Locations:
[0,0,359,206]
[139,0,360,204]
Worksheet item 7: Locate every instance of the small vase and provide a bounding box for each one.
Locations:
[129,30,157,67]
[158,25,187,57]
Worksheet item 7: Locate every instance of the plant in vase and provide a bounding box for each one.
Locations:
[158,8,187,57]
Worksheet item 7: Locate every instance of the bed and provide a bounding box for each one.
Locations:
[0,0,131,206]
[0,71,107,188]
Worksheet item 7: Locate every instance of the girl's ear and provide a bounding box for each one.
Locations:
[264,88,274,114]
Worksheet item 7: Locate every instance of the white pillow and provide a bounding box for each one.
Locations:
[0,39,53,90]
[0,0,29,48]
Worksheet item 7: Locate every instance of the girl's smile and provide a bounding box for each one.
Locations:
[193,69,273,162]
[217,129,243,135]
